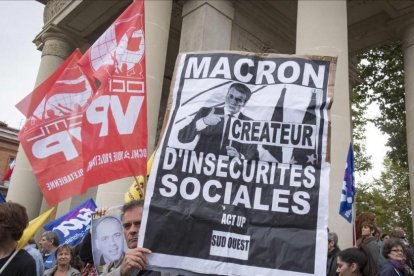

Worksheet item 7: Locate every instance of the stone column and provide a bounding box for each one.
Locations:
[402,21,414,236]
[296,0,352,248]
[7,32,74,219]
[94,0,173,207]
[179,0,234,52]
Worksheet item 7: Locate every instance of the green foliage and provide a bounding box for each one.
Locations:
[355,159,412,241]
[352,41,412,240]
[353,42,407,167]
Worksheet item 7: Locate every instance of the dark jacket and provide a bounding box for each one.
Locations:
[327,247,340,276]
[361,236,380,276]
[380,260,405,276]
[178,107,258,160]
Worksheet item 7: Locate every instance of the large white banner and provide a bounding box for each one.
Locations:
[139,52,336,276]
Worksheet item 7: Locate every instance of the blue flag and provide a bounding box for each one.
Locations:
[0,192,5,203]
[44,198,97,246]
[339,145,355,223]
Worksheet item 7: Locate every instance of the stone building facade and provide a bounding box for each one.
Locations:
[7,0,414,249]
[0,121,19,197]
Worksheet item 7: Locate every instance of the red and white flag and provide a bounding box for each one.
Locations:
[17,49,95,205]
[78,0,147,191]
[15,0,147,205]
[2,160,15,182]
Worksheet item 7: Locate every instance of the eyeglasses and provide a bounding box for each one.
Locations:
[227,94,246,105]
[391,249,404,253]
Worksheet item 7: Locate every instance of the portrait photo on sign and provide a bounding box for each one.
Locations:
[139,52,337,276]
[92,206,127,274]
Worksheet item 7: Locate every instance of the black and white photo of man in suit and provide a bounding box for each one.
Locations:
[177,82,258,160]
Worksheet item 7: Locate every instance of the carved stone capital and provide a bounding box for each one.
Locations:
[44,0,69,24]
[40,32,74,59]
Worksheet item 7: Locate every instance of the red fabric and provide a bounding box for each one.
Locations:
[18,50,95,205]
[15,0,147,205]
[78,0,147,192]
[2,160,15,181]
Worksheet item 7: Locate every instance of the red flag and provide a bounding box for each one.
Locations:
[2,160,15,181]
[78,0,147,190]
[17,49,95,205]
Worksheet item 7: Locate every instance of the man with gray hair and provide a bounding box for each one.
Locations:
[38,231,59,270]
[326,232,340,276]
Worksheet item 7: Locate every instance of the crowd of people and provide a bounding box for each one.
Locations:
[0,201,180,276]
[2,200,414,276]
[327,221,414,276]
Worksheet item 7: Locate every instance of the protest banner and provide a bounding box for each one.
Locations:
[17,50,94,205]
[43,198,97,246]
[91,205,127,274]
[16,0,148,205]
[139,52,336,275]
[78,0,147,191]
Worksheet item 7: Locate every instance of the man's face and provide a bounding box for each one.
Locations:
[95,218,124,262]
[122,206,142,249]
[225,87,247,115]
[39,236,52,254]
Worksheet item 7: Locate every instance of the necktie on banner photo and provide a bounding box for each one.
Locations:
[220,115,233,152]
[339,144,355,223]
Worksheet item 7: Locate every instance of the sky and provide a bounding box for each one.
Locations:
[0,1,43,129]
[0,0,388,181]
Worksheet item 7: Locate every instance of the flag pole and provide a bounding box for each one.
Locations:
[0,250,18,274]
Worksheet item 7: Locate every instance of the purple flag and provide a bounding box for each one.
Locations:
[339,145,355,223]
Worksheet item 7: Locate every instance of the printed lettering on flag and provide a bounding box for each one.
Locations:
[44,198,97,246]
[339,145,355,223]
[17,50,95,205]
[78,0,147,191]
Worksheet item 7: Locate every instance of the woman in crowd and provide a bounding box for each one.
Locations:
[359,221,382,273]
[336,248,367,276]
[380,238,406,276]
[44,244,81,276]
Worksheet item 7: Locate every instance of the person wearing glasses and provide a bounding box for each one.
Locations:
[391,227,414,273]
[178,82,258,160]
[380,238,406,276]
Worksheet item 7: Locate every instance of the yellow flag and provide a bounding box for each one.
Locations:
[124,175,145,203]
[16,207,55,250]
[124,150,157,203]
[147,150,156,175]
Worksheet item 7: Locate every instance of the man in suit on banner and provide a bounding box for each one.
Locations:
[178,82,258,160]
